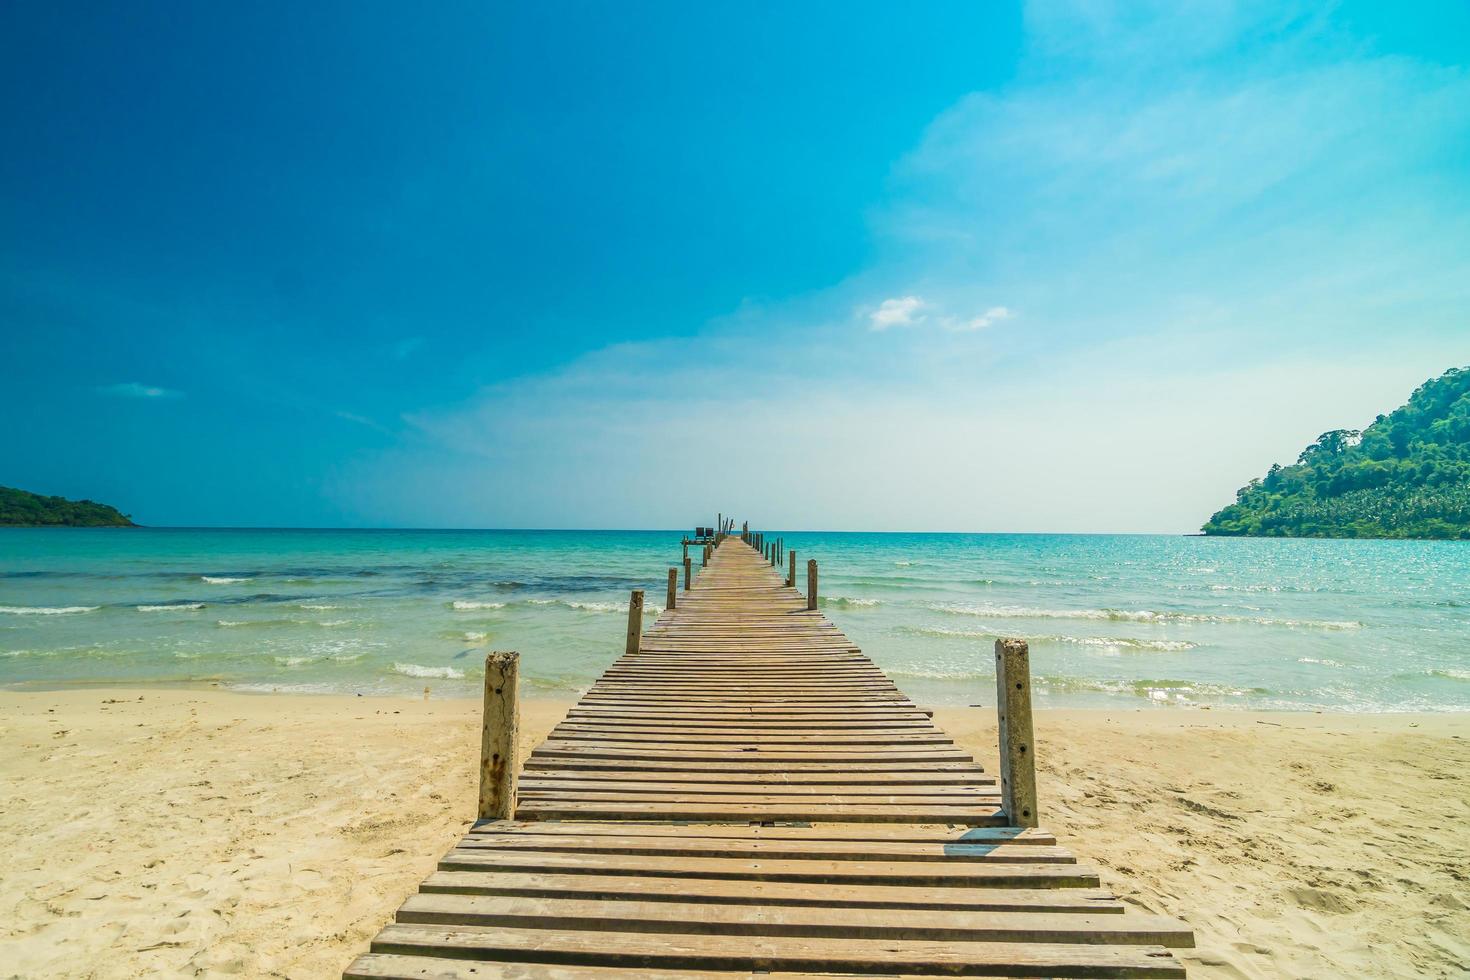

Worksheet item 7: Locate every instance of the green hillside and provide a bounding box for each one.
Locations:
[1203,366,1470,539]
[0,486,137,527]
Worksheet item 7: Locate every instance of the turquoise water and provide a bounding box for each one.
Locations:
[1,529,1467,711]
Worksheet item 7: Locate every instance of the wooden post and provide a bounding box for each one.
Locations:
[624,589,643,657]
[683,556,692,591]
[702,544,710,566]
[666,568,677,610]
[807,559,818,611]
[682,539,688,561]
[787,550,796,587]
[478,651,519,821]
[995,639,1038,828]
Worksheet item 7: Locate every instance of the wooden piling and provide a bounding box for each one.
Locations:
[787,549,796,587]
[807,558,818,611]
[683,556,692,591]
[624,589,644,657]
[477,650,519,821]
[702,544,710,567]
[995,638,1039,829]
[666,568,677,610]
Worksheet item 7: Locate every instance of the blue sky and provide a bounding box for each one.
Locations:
[2,1,1467,531]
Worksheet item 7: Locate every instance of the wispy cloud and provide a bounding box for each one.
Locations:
[868,296,927,330]
[942,306,1015,332]
[97,382,182,399]
[334,409,390,434]
[869,297,1015,334]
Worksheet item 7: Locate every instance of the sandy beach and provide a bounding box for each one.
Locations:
[0,688,1465,979]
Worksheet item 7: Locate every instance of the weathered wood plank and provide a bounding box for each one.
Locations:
[395,894,1192,946]
[369,924,1187,977]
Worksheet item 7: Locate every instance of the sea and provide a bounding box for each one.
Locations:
[2,528,1467,711]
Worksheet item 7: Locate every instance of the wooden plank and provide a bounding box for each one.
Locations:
[438,850,1093,886]
[369,924,1187,977]
[395,894,1193,946]
[454,835,1071,863]
[346,953,752,979]
[466,823,1054,845]
[420,871,1117,912]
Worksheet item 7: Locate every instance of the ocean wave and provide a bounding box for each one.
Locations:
[451,600,506,610]
[463,631,488,642]
[1298,657,1346,668]
[525,598,634,613]
[1035,675,1269,703]
[391,662,464,679]
[273,655,317,667]
[137,603,205,612]
[904,625,1196,651]
[202,576,251,584]
[297,602,342,611]
[820,596,881,608]
[1428,668,1470,682]
[0,605,99,615]
[927,603,1361,630]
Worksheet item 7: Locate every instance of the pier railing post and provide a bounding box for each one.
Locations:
[995,639,1038,828]
[478,650,520,822]
[625,589,644,657]
[702,544,710,567]
[807,559,818,611]
[667,568,677,610]
[682,539,689,561]
[787,550,796,587]
[683,556,692,591]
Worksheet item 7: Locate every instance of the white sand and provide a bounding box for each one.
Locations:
[0,689,1465,978]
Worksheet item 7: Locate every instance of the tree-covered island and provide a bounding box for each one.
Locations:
[0,486,137,526]
[1203,366,1470,539]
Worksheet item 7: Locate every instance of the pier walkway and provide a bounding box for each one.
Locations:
[346,533,1193,978]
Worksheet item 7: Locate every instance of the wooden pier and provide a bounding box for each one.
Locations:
[346,529,1193,978]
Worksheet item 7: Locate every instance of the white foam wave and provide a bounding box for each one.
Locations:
[201,576,251,584]
[451,600,506,610]
[0,605,99,615]
[298,602,342,611]
[319,620,350,627]
[821,596,881,608]
[274,655,316,667]
[1298,657,1345,668]
[463,631,488,642]
[136,603,205,612]
[910,625,1197,652]
[929,603,1360,630]
[391,662,464,679]
[1428,668,1470,682]
[524,598,660,613]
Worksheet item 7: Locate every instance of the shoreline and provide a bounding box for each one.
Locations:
[1,687,1466,978]
[7,677,1470,717]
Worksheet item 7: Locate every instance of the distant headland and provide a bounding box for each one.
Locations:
[0,486,136,527]
[1204,366,1470,539]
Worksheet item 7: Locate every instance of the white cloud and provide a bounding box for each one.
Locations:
[97,382,182,399]
[868,295,927,330]
[943,306,1015,332]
